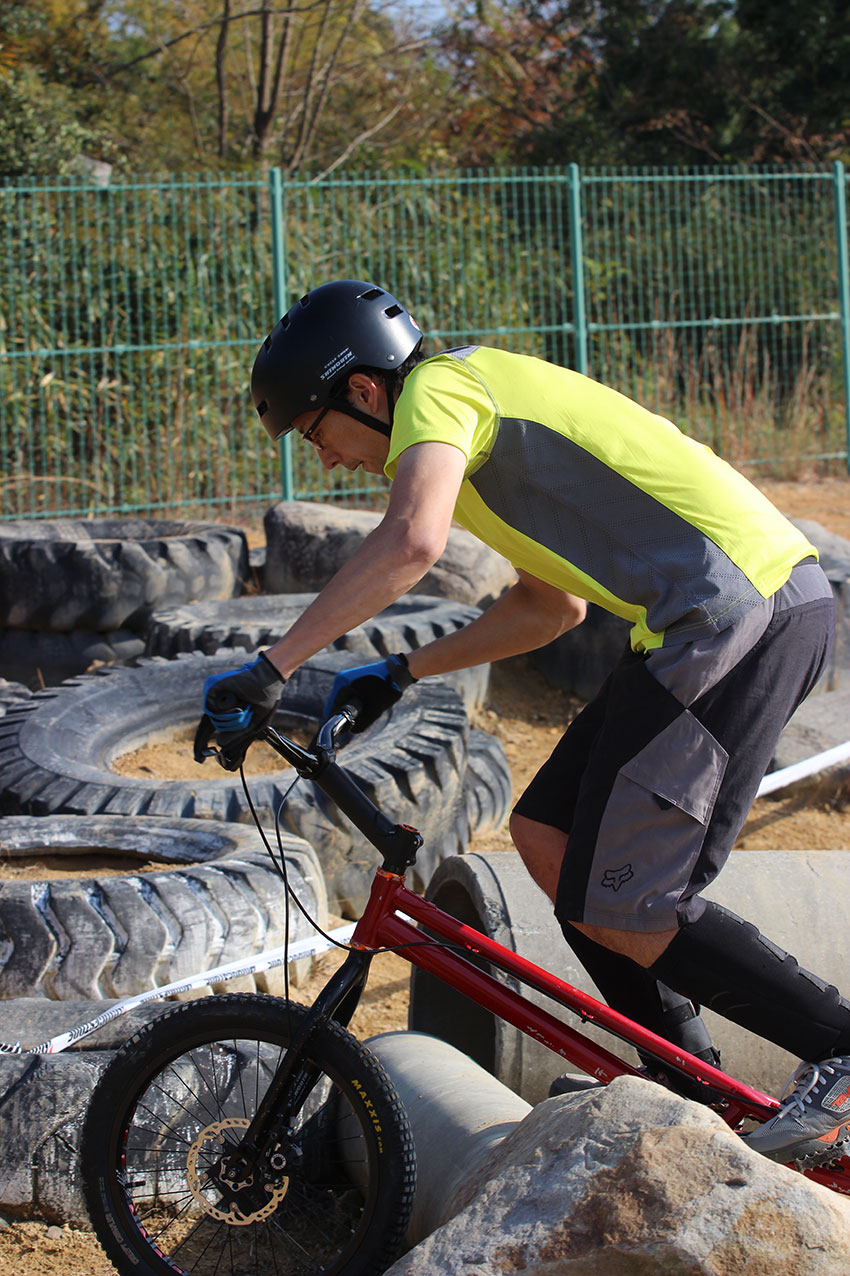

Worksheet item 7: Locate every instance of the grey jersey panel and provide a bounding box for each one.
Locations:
[467,416,765,643]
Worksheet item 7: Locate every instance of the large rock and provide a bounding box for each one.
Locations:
[263,501,516,608]
[386,1076,850,1275]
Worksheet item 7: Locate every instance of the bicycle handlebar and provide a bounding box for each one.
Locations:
[265,697,422,873]
[196,696,421,872]
[259,700,361,778]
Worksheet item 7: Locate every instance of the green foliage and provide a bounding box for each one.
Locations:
[0,70,96,177]
[0,175,279,515]
[433,0,850,168]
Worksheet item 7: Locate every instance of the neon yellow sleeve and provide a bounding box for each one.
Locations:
[384,355,498,479]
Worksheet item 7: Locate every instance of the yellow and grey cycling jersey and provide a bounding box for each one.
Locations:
[386,346,815,652]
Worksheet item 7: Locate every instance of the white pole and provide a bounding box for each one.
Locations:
[756,741,850,797]
[0,921,357,1056]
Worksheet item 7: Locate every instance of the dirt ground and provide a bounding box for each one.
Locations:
[1,474,849,1274]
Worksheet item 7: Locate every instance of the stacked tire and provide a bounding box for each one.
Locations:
[0,518,250,686]
[0,514,513,1229]
[0,520,511,925]
[0,815,327,1002]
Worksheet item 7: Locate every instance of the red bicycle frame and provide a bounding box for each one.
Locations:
[351,866,850,1197]
[257,714,850,1199]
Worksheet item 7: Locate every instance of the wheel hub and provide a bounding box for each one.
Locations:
[186,1117,289,1225]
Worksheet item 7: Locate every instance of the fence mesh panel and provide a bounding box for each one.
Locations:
[1,165,848,519]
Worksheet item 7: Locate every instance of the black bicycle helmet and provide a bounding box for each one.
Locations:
[251,279,423,441]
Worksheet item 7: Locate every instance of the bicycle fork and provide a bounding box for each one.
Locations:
[217,949,375,1189]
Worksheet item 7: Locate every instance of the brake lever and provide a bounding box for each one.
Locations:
[194,714,245,771]
[193,713,218,763]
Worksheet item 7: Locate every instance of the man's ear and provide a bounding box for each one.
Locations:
[348,371,382,408]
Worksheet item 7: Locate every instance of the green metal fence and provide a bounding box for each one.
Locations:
[2,163,849,521]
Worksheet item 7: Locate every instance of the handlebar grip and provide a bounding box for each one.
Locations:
[193,714,217,762]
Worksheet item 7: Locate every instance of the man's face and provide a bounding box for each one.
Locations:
[292,405,390,476]
[292,372,391,475]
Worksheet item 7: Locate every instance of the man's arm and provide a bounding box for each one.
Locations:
[264,440,467,679]
[406,569,586,680]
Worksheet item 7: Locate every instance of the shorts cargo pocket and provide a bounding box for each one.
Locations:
[585,710,729,928]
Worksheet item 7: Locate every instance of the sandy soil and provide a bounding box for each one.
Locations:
[1,473,848,1272]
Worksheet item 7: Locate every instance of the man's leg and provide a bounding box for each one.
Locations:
[648,902,850,1062]
[510,810,721,1079]
[509,812,565,903]
[551,572,850,1160]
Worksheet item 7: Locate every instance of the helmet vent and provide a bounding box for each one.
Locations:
[359,287,384,301]
[256,400,268,417]
[384,304,403,318]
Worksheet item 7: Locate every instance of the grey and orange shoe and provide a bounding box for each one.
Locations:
[744,1055,850,1165]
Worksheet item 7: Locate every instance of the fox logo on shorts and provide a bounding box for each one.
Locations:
[601,864,634,892]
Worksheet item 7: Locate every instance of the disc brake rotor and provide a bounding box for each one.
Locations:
[186,1116,289,1225]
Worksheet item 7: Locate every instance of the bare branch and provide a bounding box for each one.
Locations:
[312,101,403,179]
[739,95,823,165]
[216,0,232,157]
[99,3,326,81]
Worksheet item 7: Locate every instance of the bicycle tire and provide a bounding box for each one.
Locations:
[82,994,416,1276]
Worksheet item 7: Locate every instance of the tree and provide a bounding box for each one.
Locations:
[0,1,116,176]
[733,0,850,162]
[82,0,438,173]
[432,1,849,168]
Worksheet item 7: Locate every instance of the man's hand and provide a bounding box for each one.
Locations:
[198,653,285,770]
[324,652,416,733]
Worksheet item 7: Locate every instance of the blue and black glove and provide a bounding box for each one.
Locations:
[324,652,417,733]
[197,652,285,770]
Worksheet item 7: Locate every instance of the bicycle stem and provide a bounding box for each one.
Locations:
[263,721,423,873]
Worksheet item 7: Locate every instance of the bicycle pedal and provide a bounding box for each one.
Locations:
[793,1131,850,1170]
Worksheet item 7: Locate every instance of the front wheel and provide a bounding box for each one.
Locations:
[82,994,416,1276]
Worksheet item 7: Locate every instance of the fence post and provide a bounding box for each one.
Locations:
[835,162,850,474]
[567,162,588,376]
[269,167,294,500]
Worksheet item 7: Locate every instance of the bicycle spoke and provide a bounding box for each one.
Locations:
[84,997,414,1276]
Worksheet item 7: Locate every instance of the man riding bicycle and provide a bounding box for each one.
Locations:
[202,278,850,1166]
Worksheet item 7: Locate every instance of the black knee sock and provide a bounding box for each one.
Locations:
[561,921,718,1063]
[649,901,850,1062]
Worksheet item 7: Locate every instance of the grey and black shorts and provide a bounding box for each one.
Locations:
[513,560,835,933]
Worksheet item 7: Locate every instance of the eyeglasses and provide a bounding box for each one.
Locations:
[300,404,331,451]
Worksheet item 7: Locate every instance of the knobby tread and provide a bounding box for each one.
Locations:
[0,518,250,632]
[0,815,326,1000]
[0,627,146,688]
[145,591,489,712]
[0,680,32,717]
